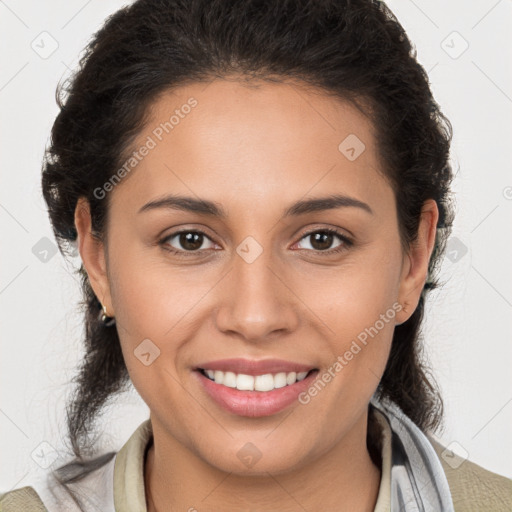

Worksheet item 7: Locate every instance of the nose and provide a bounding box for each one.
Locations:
[214,247,300,343]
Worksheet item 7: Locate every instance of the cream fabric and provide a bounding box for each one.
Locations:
[113,419,152,511]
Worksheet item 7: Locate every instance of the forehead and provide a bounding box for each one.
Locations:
[111,78,391,217]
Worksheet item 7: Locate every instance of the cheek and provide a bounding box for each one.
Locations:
[108,239,208,337]
[298,259,401,422]
[298,240,403,399]
[306,243,402,339]
[106,241,222,401]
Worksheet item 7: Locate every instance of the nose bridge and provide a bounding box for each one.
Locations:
[214,237,298,340]
[235,242,278,304]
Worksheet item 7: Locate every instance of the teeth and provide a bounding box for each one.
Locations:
[201,369,312,391]
[236,374,254,390]
[286,372,297,385]
[223,371,237,388]
[254,374,274,392]
[274,372,287,389]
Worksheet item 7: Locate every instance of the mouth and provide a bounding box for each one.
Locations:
[193,359,319,417]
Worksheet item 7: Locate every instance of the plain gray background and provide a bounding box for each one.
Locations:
[1,0,511,492]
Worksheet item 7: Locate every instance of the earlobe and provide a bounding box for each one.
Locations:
[74,197,114,316]
[396,199,439,325]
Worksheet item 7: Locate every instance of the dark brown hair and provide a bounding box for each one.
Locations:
[42,0,453,486]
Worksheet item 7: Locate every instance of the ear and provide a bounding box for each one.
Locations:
[395,199,439,325]
[74,197,114,317]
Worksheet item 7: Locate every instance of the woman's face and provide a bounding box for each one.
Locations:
[78,78,435,475]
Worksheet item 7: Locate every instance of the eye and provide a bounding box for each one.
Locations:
[159,227,353,257]
[293,228,352,254]
[160,230,217,254]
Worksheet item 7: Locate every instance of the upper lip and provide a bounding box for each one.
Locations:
[196,358,317,376]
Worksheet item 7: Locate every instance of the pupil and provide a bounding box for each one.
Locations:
[180,232,202,250]
[311,232,333,250]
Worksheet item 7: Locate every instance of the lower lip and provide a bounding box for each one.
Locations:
[194,369,319,417]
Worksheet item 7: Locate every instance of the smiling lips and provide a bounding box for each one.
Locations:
[195,358,319,417]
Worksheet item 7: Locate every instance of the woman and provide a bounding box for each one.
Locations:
[1,0,510,510]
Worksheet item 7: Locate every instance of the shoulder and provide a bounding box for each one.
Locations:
[0,486,48,511]
[428,435,512,512]
[1,451,117,511]
[0,420,151,512]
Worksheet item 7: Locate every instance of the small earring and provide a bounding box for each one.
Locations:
[99,302,116,327]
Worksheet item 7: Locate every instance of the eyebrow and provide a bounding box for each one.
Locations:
[138,193,373,217]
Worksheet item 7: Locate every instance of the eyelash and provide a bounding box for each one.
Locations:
[158,227,353,258]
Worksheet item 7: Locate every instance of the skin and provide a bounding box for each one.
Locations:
[75,78,438,511]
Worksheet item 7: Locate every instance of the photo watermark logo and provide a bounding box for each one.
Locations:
[298,301,403,405]
[93,97,198,200]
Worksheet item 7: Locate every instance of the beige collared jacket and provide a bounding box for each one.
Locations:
[1,410,511,511]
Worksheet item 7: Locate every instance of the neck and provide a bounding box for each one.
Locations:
[144,411,381,512]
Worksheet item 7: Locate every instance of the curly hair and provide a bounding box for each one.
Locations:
[42,0,453,482]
